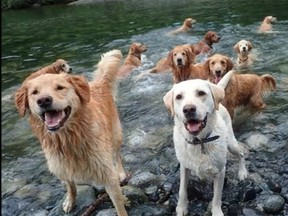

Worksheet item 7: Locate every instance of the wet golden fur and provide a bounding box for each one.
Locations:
[15,50,128,216]
[168,17,196,35]
[193,31,221,55]
[233,40,254,69]
[167,45,210,83]
[117,42,147,78]
[207,54,276,119]
[24,59,72,83]
[259,16,277,32]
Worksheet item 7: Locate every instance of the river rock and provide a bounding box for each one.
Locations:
[263,194,285,214]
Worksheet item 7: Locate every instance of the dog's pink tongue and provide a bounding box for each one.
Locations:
[214,76,222,84]
[45,111,64,127]
[186,122,201,134]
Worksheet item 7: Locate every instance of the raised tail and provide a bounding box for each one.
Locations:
[92,49,123,100]
[217,70,235,89]
[261,74,276,97]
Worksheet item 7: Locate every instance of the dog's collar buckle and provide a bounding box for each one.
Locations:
[185,134,220,154]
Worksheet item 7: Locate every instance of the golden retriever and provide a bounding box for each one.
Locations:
[233,40,254,69]
[117,42,147,78]
[15,50,128,216]
[148,44,198,75]
[148,31,220,74]
[168,17,197,35]
[208,54,277,119]
[163,75,247,216]
[24,59,72,83]
[258,16,277,32]
[167,44,209,83]
[193,31,221,56]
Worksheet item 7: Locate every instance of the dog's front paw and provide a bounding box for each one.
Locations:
[238,168,248,180]
[62,196,75,213]
[176,205,188,216]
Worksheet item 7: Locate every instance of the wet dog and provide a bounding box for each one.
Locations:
[234,40,254,69]
[24,59,72,83]
[169,17,197,35]
[258,16,277,33]
[207,53,277,119]
[166,44,208,83]
[163,72,247,216]
[117,42,147,78]
[193,31,221,56]
[15,50,128,216]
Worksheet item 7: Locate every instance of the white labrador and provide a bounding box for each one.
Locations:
[163,72,248,216]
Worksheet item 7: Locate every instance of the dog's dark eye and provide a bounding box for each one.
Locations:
[176,94,182,100]
[182,52,186,56]
[32,89,38,95]
[61,64,66,68]
[210,61,215,65]
[56,85,64,90]
[173,53,177,56]
[197,90,206,96]
[220,61,225,65]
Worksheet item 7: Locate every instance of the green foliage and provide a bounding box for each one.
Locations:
[2,0,73,10]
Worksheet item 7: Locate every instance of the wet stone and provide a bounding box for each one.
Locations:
[263,194,285,214]
[128,171,158,188]
[242,207,266,216]
[267,180,282,193]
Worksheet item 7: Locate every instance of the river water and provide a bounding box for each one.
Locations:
[2,0,288,215]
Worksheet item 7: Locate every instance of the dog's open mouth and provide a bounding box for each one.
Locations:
[214,74,222,84]
[41,107,71,131]
[184,116,207,135]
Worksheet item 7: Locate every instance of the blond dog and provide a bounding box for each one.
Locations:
[15,50,128,216]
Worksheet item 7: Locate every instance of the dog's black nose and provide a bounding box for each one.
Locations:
[183,105,196,117]
[243,47,246,51]
[177,58,182,65]
[37,96,53,108]
[215,70,221,76]
[69,67,72,73]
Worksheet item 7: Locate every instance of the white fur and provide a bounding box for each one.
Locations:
[163,79,247,216]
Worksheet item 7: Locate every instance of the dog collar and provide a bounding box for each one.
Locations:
[185,133,220,154]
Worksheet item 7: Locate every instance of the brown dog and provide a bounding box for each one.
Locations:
[234,40,254,69]
[117,42,147,78]
[193,31,221,55]
[167,44,209,83]
[24,59,72,83]
[15,50,128,216]
[149,31,221,74]
[168,17,197,35]
[208,54,276,119]
[258,16,277,32]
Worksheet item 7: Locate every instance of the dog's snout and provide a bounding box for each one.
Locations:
[215,70,221,76]
[177,58,182,64]
[37,96,53,108]
[243,47,246,51]
[183,105,196,116]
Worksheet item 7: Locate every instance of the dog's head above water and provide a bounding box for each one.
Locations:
[15,73,90,132]
[163,79,224,135]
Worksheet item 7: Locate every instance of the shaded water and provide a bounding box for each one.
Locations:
[2,0,288,215]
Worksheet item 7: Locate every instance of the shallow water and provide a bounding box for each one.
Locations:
[2,0,288,215]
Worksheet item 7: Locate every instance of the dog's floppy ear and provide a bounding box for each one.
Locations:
[67,75,90,103]
[186,46,196,64]
[247,41,253,51]
[167,51,174,68]
[233,42,239,53]
[225,56,234,71]
[15,84,29,117]
[163,87,174,116]
[209,83,225,110]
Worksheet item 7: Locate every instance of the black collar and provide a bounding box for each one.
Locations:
[185,133,220,154]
